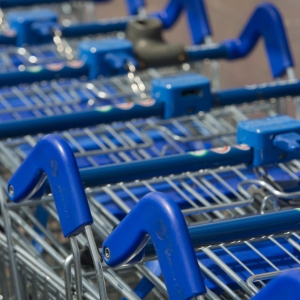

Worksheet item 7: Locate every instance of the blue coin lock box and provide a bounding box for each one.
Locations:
[7,9,58,46]
[151,73,213,119]
[238,115,300,166]
[78,38,135,79]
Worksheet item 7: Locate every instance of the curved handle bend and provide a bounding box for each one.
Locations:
[223,3,294,78]
[151,0,211,44]
[125,0,146,15]
[7,134,93,238]
[103,191,205,300]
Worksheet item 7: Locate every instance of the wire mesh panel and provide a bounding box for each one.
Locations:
[0,103,287,173]
[3,164,300,300]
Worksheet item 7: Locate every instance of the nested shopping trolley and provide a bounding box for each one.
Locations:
[0,0,111,28]
[3,121,300,299]
[0,0,215,82]
[0,71,300,175]
[0,3,296,158]
[0,2,294,97]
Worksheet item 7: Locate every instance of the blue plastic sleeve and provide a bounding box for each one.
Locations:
[125,0,145,15]
[0,101,163,139]
[0,0,66,8]
[61,19,131,37]
[187,43,228,61]
[151,0,212,44]
[103,192,206,299]
[0,62,88,87]
[184,0,212,44]
[145,208,300,257]
[150,0,182,29]
[79,147,253,187]
[251,270,300,300]
[7,135,93,238]
[213,79,300,106]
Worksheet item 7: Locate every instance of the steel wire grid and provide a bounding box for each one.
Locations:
[0,101,291,174]
[2,162,300,300]
[1,102,300,298]
[1,101,300,299]
[0,48,299,300]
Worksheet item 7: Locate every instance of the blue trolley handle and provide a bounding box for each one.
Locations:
[151,0,211,44]
[125,0,146,16]
[7,134,92,237]
[223,3,293,78]
[103,191,206,300]
[138,208,300,299]
[0,0,108,8]
[7,134,108,300]
[251,270,300,300]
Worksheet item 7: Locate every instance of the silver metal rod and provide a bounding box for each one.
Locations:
[85,225,108,300]
[70,237,83,300]
[0,188,22,300]
[64,254,74,300]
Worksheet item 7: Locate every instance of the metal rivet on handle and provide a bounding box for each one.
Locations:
[9,185,14,196]
[104,247,110,260]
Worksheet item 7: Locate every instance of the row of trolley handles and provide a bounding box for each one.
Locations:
[1,1,300,299]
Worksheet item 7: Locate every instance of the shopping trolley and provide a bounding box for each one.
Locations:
[0,0,109,26]
[4,133,300,299]
[0,2,293,91]
[0,72,300,168]
[1,134,207,300]
[0,0,211,80]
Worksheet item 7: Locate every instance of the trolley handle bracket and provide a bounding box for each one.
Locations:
[102,191,206,300]
[251,270,300,300]
[125,0,146,15]
[238,115,300,166]
[273,132,300,153]
[150,0,211,44]
[7,134,93,238]
[222,3,293,78]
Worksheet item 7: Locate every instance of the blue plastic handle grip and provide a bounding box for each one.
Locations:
[125,0,145,15]
[0,101,163,139]
[0,62,88,87]
[213,79,300,106]
[0,0,108,7]
[0,0,65,7]
[144,209,300,258]
[0,32,16,45]
[103,192,206,300]
[184,0,212,44]
[273,132,300,153]
[222,3,294,78]
[251,270,300,300]
[7,135,93,238]
[151,0,211,44]
[80,147,253,187]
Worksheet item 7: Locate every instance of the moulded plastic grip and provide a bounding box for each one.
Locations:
[103,192,205,300]
[7,134,93,238]
[184,0,212,44]
[104,52,138,72]
[151,0,211,44]
[273,132,300,153]
[251,270,300,300]
[222,3,293,78]
[125,0,145,15]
